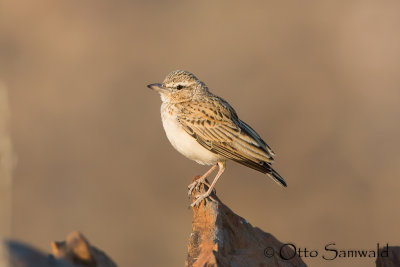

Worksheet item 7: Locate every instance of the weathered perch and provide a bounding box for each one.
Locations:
[186,176,307,267]
[3,179,398,267]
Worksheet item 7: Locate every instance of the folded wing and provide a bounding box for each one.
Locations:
[176,96,286,187]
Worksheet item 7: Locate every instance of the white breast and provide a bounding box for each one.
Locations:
[161,106,222,165]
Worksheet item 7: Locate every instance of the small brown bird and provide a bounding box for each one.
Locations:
[148,70,286,206]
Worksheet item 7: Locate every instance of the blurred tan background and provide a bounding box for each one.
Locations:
[1,1,400,266]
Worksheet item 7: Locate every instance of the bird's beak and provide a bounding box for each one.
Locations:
[147,83,165,92]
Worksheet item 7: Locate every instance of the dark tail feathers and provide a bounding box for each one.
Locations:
[267,167,287,187]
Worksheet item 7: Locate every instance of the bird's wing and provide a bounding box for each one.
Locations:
[176,97,275,173]
[238,119,275,156]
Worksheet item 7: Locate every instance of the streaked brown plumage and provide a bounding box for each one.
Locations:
[148,70,286,206]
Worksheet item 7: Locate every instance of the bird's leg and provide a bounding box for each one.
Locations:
[187,164,217,197]
[191,162,225,207]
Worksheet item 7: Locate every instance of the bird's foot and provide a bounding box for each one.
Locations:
[190,192,210,207]
[187,177,209,197]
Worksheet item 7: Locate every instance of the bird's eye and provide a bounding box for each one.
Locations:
[176,85,184,90]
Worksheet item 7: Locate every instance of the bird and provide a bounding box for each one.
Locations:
[147,70,287,207]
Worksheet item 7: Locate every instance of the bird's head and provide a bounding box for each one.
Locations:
[147,70,208,103]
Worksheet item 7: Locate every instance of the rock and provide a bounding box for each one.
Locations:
[376,246,400,267]
[2,231,117,267]
[186,177,307,267]
[51,231,117,267]
[3,240,76,267]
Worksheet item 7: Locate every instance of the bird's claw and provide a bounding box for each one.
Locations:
[187,178,209,197]
[187,182,197,197]
[190,193,207,207]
